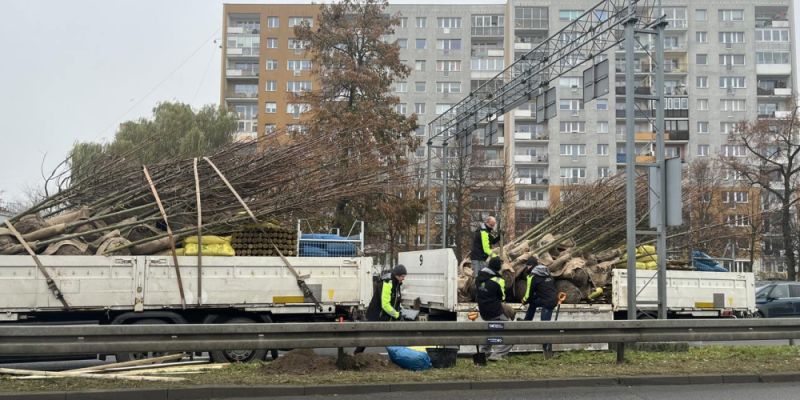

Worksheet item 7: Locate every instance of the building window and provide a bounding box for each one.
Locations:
[695,9,706,21]
[288,16,313,27]
[265,124,277,134]
[414,103,426,114]
[757,51,790,64]
[397,39,408,49]
[437,17,461,29]
[265,102,277,113]
[267,17,279,28]
[472,14,505,35]
[559,10,583,21]
[560,167,586,183]
[725,215,749,227]
[720,122,739,135]
[435,103,453,115]
[287,81,312,93]
[720,54,746,66]
[436,39,461,51]
[399,17,407,28]
[436,81,461,93]
[414,38,427,49]
[723,191,749,203]
[663,7,687,29]
[266,59,278,70]
[719,32,745,43]
[436,60,461,73]
[696,54,707,65]
[696,76,708,89]
[719,76,746,89]
[288,38,308,50]
[415,60,426,71]
[697,99,709,110]
[696,32,707,43]
[416,17,426,28]
[287,60,312,71]
[719,9,744,22]
[559,99,583,111]
[596,99,608,110]
[560,144,586,156]
[266,38,278,48]
[722,144,746,157]
[598,167,610,178]
[559,77,582,88]
[395,103,407,114]
[286,103,309,118]
[415,81,426,92]
[697,145,709,156]
[756,29,790,42]
[597,121,609,134]
[394,82,408,93]
[559,121,585,133]
[265,80,277,91]
[721,99,746,112]
[697,121,709,133]
[596,144,609,155]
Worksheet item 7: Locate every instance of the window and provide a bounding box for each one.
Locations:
[472,14,505,35]
[722,144,746,156]
[265,102,277,113]
[287,60,312,71]
[597,121,609,134]
[696,32,707,43]
[723,191,749,203]
[415,60,426,71]
[415,39,427,49]
[266,38,278,48]
[436,60,461,72]
[598,167,610,178]
[288,38,308,50]
[720,54,746,66]
[287,81,312,93]
[718,9,744,22]
[725,214,749,227]
[696,54,707,65]
[397,39,408,49]
[560,144,586,156]
[758,103,778,117]
[719,76,746,89]
[267,17,279,28]
[414,103,426,114]
[697,99,709,110]
[416,17,426,28]
[559,121,585,133]
[399,17,407,28]
[288,16,313,27]
[436,81,461,93]
[435,103,453,115]
[663,7,687,29]
[560,167,586,183]
[757,51,791,64]
[695,9,706,21]
[559,77,582,88]
[664,35,681,49]
[697,145,709,156]
[437,17,461,29]
[395,103,407,114]
[265,80,277,91]
[515,7,548,30]
[414,126,425,136]
[265,124,277,134]
[437,39,462,51]
[721,99,746,112]
[559,99,583,111]
[596,99,608,110]
[471,57,504,71]
[266,59,278,70]
[286,103,309,118]
[597,144,609,155]
[697,121,709,133]
[696,76,708,88]
[394,82,408,93]
[559,10,583,21]
[415,81,426,92]
[720,122,738,134]
[719,32,745,43]
[756,29,790,42]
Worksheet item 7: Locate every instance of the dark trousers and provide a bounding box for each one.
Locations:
[524,301,554,353]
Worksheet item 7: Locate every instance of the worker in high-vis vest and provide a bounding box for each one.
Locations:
[471,216,501,276]
[475,257,512,361]
[354,264,407,354]
[522,257,558,358]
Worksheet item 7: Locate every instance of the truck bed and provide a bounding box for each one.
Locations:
[0,255,373,318]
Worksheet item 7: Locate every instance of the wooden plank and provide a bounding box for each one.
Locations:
[0,368,185,382]
[65,353,185,373]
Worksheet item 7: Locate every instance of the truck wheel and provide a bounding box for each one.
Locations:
[209,317,268,363]
[114,318,179,362]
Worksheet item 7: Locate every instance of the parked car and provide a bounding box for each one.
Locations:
[755,282,800,317]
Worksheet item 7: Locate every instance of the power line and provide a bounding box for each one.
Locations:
[192,39,219,105]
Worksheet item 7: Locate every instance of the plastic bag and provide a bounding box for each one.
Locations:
[386,346,432,371]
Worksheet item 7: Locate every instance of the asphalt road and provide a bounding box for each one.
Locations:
[256,382,800,400]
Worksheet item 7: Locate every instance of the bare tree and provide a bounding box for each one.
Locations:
[722,102,800,280]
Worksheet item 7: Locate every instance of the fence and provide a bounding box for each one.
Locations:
[2,319,799,362]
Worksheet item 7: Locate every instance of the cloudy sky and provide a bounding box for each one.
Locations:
[0,0,797,204]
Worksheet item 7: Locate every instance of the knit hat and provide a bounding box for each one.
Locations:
[488,257,502,272]
[531,265,550,277]
[393,264,407,277]
[526,256,539,266]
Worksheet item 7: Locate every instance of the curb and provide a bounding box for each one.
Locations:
[3,373,799,399]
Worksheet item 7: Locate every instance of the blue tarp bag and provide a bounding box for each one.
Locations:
[386,346,432,371]
[692,251,729,272]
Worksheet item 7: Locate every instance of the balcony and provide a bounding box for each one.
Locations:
[226,68,259,78]
[514,109,533,118]
[226,47,260,57]
[758,111,793,119]
[471,26,504,37]
[616,109,656,119]
[757,87,793,96]
[616,154,656,163]
[666,131,690,141]
[517,200,548,209]
[756,64,792,75]
[514,154,549,163]
[225,90,258,100]
[616,86,653,95]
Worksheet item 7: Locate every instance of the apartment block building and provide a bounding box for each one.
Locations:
[221,1,795,272]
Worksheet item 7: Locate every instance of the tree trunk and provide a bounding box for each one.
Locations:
[781,195,797,281]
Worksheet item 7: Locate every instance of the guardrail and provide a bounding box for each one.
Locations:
[2,319,800,362]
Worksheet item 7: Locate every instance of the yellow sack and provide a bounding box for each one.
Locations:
[184,235,231,245]
[643,261,657,270]
[184,242,235,256]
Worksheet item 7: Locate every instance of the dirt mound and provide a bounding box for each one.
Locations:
[263,349,399,374]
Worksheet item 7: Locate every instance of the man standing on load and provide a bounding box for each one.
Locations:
[471,216,501,275]
[354,264,407,354]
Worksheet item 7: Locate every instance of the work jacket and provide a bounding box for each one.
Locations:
[471,223,500,261]
[476,267,505,320]
[522,265,558,309]
[366,274,402,321]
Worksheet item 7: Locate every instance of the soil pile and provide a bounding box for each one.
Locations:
[264,349,399,374]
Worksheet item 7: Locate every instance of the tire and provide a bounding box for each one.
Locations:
[209,317,268,363]
[114,318,180,362]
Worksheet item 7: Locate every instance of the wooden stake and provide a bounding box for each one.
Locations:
[193,157,203,306]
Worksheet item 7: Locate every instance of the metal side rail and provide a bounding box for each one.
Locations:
[1,319,800,356]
